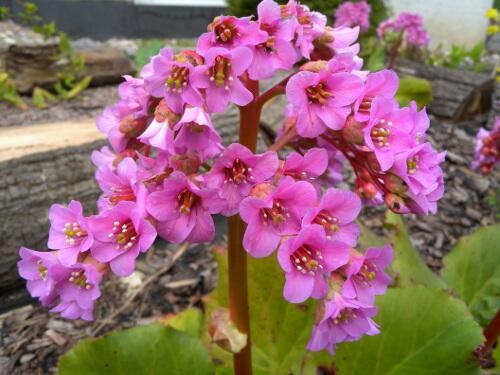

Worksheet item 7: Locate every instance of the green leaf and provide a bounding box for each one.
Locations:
[58,323,213,375]
[61,75,91,100]
[364,44,386,72]
[395,76,432,108]
[160,307,204,337]
[385,212,446,289]
[442,225,500,326]
[335,287,484,375]
[357,222,387,251]
[210,248,315,374]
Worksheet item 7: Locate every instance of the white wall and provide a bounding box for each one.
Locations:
[387,0,493,49]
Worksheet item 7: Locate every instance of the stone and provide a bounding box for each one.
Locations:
[19,354,35,364]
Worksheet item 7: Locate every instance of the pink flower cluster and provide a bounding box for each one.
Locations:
[377,12,430,48]
[472,117,500,174]
[17,0,445,352]
[334,1,371,32]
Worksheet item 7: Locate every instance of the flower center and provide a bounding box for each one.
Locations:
[211,18,238,43]
[166,65,190,93]
[333,308,356,325]
[356,263,377,286]
[63,221,87,246]
[119,115,148,138]
[108,220,138,251]
[225,158,253,185]
[370,118,392,147]
[177,189,200,214]
[407,155,419,174]
[261,201,290,227]
[291,245,324,275]
[358,96,374,114]
[312,211,339,239]
[259,36,276,53]
[306,83,331,105]
[109,186,136,206]
[37,260,47,280]
[209,56,233,90]
[68,270,93,289]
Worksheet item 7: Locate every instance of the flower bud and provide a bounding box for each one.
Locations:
[342,116,365,146]
[300,60,328,73]
[155,99,181,125]
[169,152,201,175]
[119,115,148,139]
[112,149,137,168]
[355,178,378,200]
[384,193,411,214]
[249,183,274,200]
[174,50,204,66]
[383,173,408,194]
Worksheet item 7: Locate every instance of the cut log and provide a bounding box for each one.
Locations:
[395,59,495,121]
[0,20,135,93]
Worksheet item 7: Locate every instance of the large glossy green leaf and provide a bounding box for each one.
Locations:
[386,212,446,288]
[335,287,483,375]
[211,248,315,374]
[58,323,213,375]
[395,76,432,108]
[160,307,204,337]
[442,225,500,326]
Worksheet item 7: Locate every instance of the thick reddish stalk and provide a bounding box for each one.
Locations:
[482,310,500,355]
[228,78,260,375]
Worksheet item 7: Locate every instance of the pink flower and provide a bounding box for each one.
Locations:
[307,293,379,353]
[197,15,268,52]
[239,177,317,257]
[278,224,349,303]
[377,12,430,48]
[289,2,327,59]
[138,100,181,152]
[96,77,151,152]
[50,263,103,321]
[147,172,224,244]
[334,1,371,32]
[204,143,279,216]
[143,49,203,113]
[88,201,157,277]
[96,157,138,211]
[472,117,500,174]
[363,97,412,171]
[248,0,298,80]
[316,139,346,186]
[48,200,94,266]
[170,107,223,161]
[302,188,361,246]
[354,69,399,122]
[342,245,393,303]
[192,47,254,113]
[17,248,68,306]
[281,147,328,182]
[286,69,363,137]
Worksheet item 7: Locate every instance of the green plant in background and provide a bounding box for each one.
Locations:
[1,2,91,109]
[429,43,488,73]
[135,39,167,70]
[0,73,27,110]
[0,6,10,20]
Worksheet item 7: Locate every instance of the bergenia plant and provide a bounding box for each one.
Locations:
[377,12,430,67]
[472,116,500,175]
[334,0,372,33]
[17,0,445,372]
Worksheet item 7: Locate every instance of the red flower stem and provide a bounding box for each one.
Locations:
[388,31,404,69]
[228,78,260,375]
[255,75,292,108]
[482,310,500,355]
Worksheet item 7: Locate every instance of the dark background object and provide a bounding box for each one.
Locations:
[0,0,226,40]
